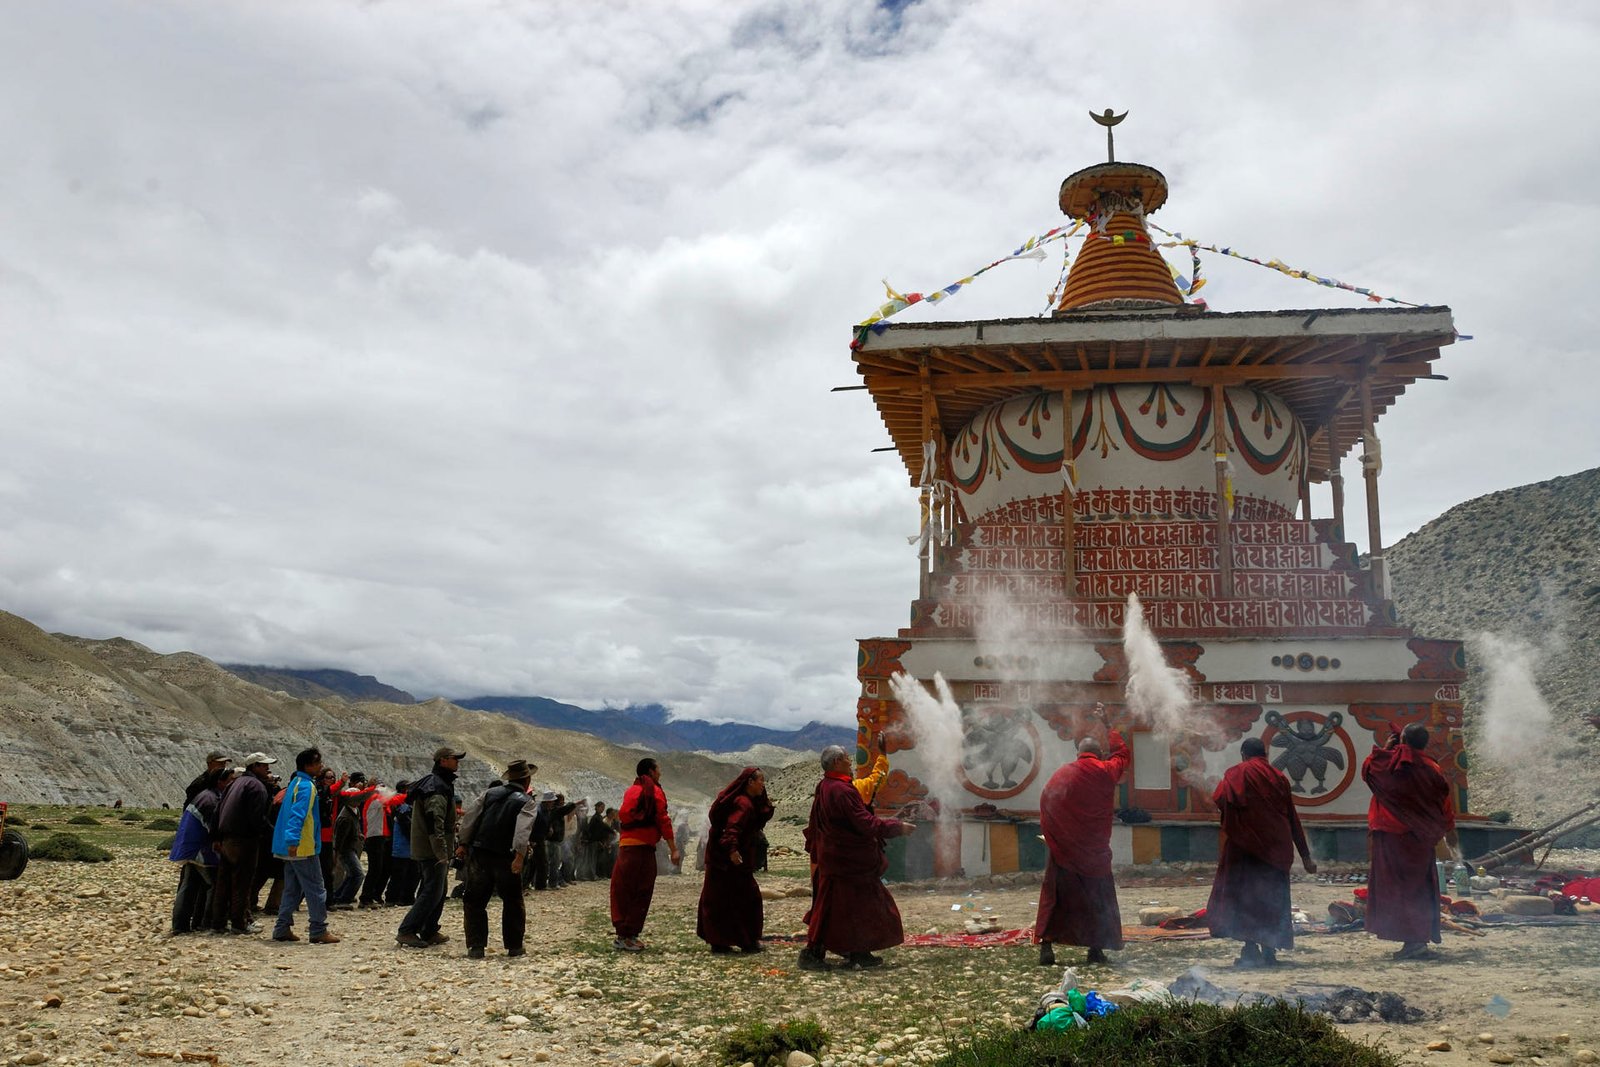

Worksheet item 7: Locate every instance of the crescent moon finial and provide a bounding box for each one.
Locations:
[1089,108,1129,162]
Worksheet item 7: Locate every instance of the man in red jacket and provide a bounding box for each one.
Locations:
[609,757,679,951]
[1363,723,1460,960]
[1206,737,1317,968]
[1035,705,1129,967]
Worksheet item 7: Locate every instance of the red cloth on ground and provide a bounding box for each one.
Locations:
[802,773,907,954]
[1206,756,1310,949]
[1563,876,1600,900]
[1366,830,1442,944]
[1362,743,1454,842]
[697,768,774,949]
[609,844,659,939]
[1034,732,1129,947]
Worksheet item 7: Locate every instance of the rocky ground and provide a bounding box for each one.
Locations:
[1,811,1598,1067]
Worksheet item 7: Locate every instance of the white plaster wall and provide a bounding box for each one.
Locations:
[1194,638,1419,682]
[960,820,993,878]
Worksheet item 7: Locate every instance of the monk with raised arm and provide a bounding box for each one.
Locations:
[1207,737,1317,968]
[1035,703,1130,967]
[1362,722,1459,961]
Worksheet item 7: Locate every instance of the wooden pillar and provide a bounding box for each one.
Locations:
[919,362,935,600]
[1359,357,1386,598]
[1327,418,1346,537]
[1060,388,1077,598]
[1210,383,1232,597]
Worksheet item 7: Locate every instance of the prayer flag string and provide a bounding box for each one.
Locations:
[1145,222,1421,308]
[851,222,1083,349]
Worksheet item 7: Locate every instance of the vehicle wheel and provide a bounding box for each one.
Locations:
[0,828,28,880]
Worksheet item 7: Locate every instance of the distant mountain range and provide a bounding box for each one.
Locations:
[451,695,854,754]
[215,665,853,754]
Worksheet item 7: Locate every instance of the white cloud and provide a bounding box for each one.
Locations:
[1,1,1596,726]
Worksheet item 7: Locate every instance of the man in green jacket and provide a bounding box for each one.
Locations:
[396,746,462,949]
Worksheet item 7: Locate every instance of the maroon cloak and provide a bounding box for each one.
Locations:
[696,767,774,950]
[1362,742,1454,944]
[803,772,908,954]
[1206,755,1310,949]
[1034,731,1130,949]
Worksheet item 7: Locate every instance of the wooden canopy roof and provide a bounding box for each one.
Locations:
[850,305,1458,485]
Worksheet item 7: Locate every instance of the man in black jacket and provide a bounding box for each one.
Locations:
[185,751,231,806]
[458,759,539,959]
[211,752,277,935]
[396,746,463,949]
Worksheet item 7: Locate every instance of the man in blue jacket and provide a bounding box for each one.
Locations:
[271,747,341,944]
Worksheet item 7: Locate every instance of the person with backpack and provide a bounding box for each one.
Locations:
[385,782,417,905]
[457,759,538,959]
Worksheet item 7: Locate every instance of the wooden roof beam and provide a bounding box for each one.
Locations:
[864,361,1438,394]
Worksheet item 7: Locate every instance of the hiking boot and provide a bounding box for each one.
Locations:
[396,932,429,949]
[467,947,485,960]
[710,945,734,955]
[846,952,884,969]
[506,947,525,958]
[230,922,262,935]
[1086,947,1108,965]
[612,938,632,951]
[309,932,341,945]
[271,931,301,943]
[1038,942,1056,967]
[1261,947,1279,967]
[424,931,450,945]
[796,947,832,972]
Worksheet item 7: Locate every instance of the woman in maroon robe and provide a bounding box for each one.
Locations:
[1207,737,1316,968]
[1035,708,1130,967]
[799,746,914,971]
[696,766,774,954]
[1362,724,1459,960]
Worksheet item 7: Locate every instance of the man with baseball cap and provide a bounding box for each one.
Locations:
[396,745,464,948]
[186,751,232,806]
[212,752,277,935]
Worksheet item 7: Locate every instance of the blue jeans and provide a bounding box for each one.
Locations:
[332,847,364,903]
[400,859,448,937]
[274,856,328,938]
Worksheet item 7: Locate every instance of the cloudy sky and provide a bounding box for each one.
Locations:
[2,2,1596,726]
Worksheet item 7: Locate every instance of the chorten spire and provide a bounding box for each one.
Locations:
[1089,107,1127,162]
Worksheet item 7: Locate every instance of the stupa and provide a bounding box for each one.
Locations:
[850,114,1492,878]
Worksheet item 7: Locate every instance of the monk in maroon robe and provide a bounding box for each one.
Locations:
[799,745,915,972]
[1035,706,1130,967]
[1207,737,1317,968]
[1362,723,1459,960]
[696,766,774,954]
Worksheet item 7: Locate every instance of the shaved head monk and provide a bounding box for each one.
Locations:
[798,745,916,971]
[1206,737,1317,968]
[1362,723,1460,961]
[1034,704,1130,967]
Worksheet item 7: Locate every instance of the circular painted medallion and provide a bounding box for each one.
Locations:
[958,706,1042,800]
[1260,709,1357,807]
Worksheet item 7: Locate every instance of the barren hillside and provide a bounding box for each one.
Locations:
[0,612,768,810]
[1388,465,1600,828]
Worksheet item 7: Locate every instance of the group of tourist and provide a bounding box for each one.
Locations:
[168,714,1460,971]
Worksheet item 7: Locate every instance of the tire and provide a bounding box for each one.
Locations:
[0,828,28,880]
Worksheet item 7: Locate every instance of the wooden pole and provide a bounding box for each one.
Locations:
[1211,383,1232,598]
[919,362,935,600]
[1060,389,1077,597]
[1360,350,1386,598]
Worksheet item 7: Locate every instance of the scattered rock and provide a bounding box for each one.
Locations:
[1426,1040,1451,1052]
[785,1053,817,1067]
[1487,1054,1515,1065]
[1478,1033,1496,1044]
[1574,1052,1597,1064]
[1138,906,1186,926]
[1554,1035,1570,1045]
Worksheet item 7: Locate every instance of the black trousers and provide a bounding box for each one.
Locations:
[360,837,391,903]
[462,851,525,952]
[172,863,213,933]
[528,838,549,890]
[385,857,418,904]
[211,838,259,932]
